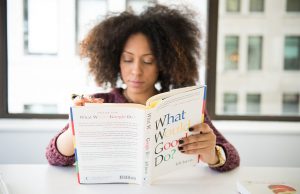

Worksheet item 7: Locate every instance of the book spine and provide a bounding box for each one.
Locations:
[143,108,152,184]
[69,107,81,184]
[201,86,207,123]
[198,86,207,163]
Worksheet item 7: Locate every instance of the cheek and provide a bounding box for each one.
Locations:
[120,65,126,80]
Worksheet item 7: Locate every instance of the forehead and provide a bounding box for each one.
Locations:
[123,33,152,53]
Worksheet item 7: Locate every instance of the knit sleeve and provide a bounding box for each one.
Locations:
[45,123,75,166]
[204,111,240,172]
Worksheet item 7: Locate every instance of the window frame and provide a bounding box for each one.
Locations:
[1,0,299,121]
[206,0,300,121]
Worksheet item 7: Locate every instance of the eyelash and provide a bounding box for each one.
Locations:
[123,60,153,64]
[123,60,133,63]
[144,61,153,65]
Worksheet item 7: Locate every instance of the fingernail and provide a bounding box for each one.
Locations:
[71,94,78,100]
[178,146,183,151]
[188,127,194,132]
[179,140,184,144]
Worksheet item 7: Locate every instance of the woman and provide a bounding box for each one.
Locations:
[46,4,240,172]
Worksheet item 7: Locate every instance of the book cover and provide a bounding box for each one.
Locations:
[237,180,299,194]
[70,85,206,184]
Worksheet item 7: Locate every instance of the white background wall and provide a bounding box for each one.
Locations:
[0,119,299,167]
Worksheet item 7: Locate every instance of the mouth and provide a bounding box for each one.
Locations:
[128,80,144,88]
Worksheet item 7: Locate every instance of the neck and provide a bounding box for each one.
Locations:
[124,88,157,105]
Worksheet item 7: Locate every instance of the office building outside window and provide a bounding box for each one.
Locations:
[223,93,238,114]
[246,94,261,114]
[282,93,299,115]
[24,0,59,55]
[248,36,262,70]
[284,36,300,70]
[249,0,264,12]
[226,0,240,12]
[286,0,300,12]
[214,0,300,118]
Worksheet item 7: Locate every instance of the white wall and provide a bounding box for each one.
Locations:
[0,119,299,167]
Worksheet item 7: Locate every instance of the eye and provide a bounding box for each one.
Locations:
[123,59,133,63]
[122,57,133,63]
[143,57,155,65]
[143,60,153,64]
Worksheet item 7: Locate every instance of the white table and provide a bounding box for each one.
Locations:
[0,164,299,194]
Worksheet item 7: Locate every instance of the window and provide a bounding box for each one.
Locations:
[249,0,264,12]
[284,36,300,70]
[286,0,300,12]
[246,94,261,114]
[226,0,240,12]
[76,0,108,46]
[0,0,207,118]
[225,36,239,70]
[223,93,238,114]
[24,0,58,55]
[206,0,300,121]
[282,93,299,115]
[248,36,262,70]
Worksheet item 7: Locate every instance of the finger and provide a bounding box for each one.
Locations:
[73,96,85,106]
[179,146,212,155]
[73,96,92,106]
[179,133,213,145]
[179,141,213,152]
[91,98,104,103]
[189,123,212,134]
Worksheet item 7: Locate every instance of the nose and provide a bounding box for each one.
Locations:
[131,60,143,76]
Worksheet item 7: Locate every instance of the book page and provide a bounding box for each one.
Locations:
[70,104,145,184]
[147,86,206,183]
[146,85,204,107]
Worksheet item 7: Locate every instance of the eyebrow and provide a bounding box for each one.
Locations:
[123,51,153,57]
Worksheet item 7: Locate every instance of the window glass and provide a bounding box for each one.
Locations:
[249,0,264,12]
[226,0,240,12]
[77,0,108,45]
[216,0,300,117]
[223,93,238,114]
[248,36,262,70]
[282,93,299,114]
[225,36,239,70]
[24,0,59,55]
[287,0,300,12]
[246,94,261,114]
[6,0,207,115]
[284,36,300,70]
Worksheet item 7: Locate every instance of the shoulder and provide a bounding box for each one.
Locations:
[92,88,128,103]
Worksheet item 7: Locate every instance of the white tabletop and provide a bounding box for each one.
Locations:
[0,164,299,194]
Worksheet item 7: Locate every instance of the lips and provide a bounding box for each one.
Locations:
[128,80,144,88]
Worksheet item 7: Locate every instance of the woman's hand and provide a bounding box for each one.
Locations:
[178,123,219,165]
[56,94,104,157]
[72,94,104,106]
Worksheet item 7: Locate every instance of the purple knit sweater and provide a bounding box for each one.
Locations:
[45,88,240,172]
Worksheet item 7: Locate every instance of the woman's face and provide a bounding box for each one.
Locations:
[120,33,159,95]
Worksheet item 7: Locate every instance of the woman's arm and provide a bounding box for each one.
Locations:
[204,112,240,172]
[45,124,75,166]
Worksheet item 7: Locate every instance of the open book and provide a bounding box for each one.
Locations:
[70,85,206,184]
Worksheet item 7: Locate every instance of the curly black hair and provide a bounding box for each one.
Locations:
[80,4,201,92]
